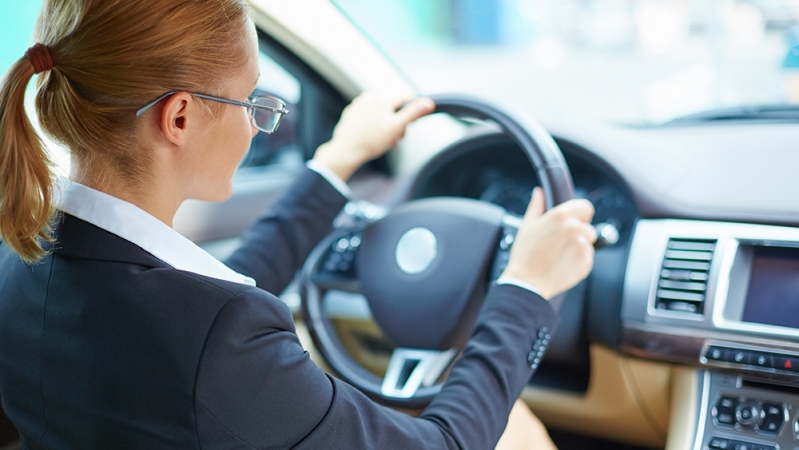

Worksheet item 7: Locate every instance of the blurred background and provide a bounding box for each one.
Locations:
[333,0,799,124]
[3,0,799,126]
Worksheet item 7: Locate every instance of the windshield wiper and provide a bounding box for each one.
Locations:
[666,104,799,125]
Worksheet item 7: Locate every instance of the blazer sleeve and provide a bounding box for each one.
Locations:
[194,283,558,450]
[224,168,348,295]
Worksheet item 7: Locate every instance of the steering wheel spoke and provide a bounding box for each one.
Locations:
[381,348,458,399]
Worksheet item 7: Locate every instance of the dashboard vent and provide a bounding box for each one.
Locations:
[655,239,716,315]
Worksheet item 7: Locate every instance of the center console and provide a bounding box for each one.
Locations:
[621,220,799,450]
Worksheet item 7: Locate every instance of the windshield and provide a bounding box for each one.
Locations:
[333,0,799,125]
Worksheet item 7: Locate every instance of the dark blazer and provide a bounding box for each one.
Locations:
[0,168,558,449]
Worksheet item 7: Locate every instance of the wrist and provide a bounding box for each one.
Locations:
[499,269,553,300]
[313,141,361,182]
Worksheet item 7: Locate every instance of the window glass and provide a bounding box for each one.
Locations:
[238,52,304,170]
[333,0,799,125]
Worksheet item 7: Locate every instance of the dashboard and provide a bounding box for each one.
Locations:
[408,130,639,246]
[402,123,799,450]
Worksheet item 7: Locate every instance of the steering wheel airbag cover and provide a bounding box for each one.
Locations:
[357,198,505,350]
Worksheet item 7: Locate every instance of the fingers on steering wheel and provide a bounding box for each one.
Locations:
[395,97,435,125]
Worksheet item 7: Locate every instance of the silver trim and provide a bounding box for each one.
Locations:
[381,348,457,399]
[623,220,799,348]
[693,371,710,450]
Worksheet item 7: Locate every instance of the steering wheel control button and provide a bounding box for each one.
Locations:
[395,227,438,275]
[336,238,350,252]
[320,231,363,277]
[500,232,514,250]
[490,226,517,281]
[735,402,763,427]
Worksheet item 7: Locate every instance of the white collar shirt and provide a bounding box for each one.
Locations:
[56,178,257,287]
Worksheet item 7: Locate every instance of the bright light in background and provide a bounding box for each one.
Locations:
[723,0,767,51]
[333,0,799,125]
[643,63,718,122]
[634,1,689,55]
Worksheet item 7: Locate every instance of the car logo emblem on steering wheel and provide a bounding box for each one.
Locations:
[395,227,438,275]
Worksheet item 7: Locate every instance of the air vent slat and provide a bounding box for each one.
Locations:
[658,280,707,291]
[660,269,709,282]
[667,241,716,252]
[663,249,713,261]
[655,239,716,315]
[662,259,710,271]
[656,289,705,302]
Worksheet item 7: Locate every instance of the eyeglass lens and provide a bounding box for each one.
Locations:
[251,97,285,133]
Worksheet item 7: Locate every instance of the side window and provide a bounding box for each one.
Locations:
[238,52,303,170]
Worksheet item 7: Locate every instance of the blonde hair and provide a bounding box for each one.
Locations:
[0,0,250,263]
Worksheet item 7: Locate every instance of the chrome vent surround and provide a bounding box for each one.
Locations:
[655,239,716,314]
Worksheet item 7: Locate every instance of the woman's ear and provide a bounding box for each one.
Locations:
[159,92,194,146]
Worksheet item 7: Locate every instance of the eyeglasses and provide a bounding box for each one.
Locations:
[135,91,290,134]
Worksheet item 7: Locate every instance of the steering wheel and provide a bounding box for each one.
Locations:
[300,94,575,408]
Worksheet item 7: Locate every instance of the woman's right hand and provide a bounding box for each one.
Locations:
[500,187,597,300]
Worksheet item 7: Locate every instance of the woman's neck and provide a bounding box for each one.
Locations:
[70,161,183,228]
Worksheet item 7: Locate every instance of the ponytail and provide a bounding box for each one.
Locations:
[0,57,56,263]
[0,0,251,263]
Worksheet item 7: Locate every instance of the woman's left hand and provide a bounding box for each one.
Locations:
[312,92,435,181]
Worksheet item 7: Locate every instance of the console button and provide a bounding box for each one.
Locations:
[707,346,727,362]
[718,396,739,410]
[708,437,730,449]
[709,437,776,450]
[748,352,773,369]
[794,415,799,440]
[759,415,783,434]
[773,355,799,372]
[717,412,736,425]
[715,396,739,425]
[750,445,776,450]
[758,403,784,434]
[725,349,749,364]
[735,402,762,426]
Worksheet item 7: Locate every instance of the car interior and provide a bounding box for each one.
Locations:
[2,1,799,449]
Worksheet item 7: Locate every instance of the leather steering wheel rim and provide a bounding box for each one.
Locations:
[301,93,575,408]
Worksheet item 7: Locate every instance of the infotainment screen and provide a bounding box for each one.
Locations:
[741,246,799,330]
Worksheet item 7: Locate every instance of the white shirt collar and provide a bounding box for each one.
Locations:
[55,178,256,287]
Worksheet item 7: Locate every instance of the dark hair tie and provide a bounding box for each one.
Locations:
[25,43,54,74]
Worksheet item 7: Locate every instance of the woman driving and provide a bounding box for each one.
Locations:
[0,0,597,448]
